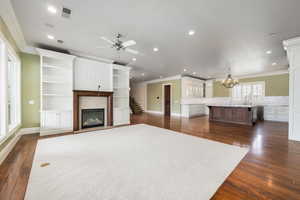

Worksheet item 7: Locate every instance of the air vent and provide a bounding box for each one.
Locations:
[62,7,71,18]
[57,40,64,44]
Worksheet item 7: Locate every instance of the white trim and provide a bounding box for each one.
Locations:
[215,70,289,81]
[142,75,181,84]
[0,0,27,52]
[19,127,40,135]
[69,50,113,64]
[145,110,163,115]
[145,110,181,117]
[36,48,76,60]
[0,132,20,165]
[171,112,181,117]
[283,37,300,47]
[162,83,172,115]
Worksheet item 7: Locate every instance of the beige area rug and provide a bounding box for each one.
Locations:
[25,124,248,200]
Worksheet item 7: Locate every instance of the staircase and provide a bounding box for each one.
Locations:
[130,97,144,114]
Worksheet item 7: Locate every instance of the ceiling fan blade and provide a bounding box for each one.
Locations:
[100,36,114,44]
[125,48,139,55]
[122,40,136,47]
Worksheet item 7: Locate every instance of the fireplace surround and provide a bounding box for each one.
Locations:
[73,90,113,131]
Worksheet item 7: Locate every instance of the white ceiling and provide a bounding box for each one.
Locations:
[11,0,300,82]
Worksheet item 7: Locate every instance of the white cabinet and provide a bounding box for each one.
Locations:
[284,37,300,141]
[113,65,130,126]
[74,58,113,91]
[37,48,75,136]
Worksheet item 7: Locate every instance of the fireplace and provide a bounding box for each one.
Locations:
[81,108,105,129]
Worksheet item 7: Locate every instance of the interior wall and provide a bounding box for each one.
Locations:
[21,53,40,128]
[147,79,181,114]
[130,83,147,110]
[213,74,289,97]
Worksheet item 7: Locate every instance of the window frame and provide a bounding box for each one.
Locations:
[0,33,21,142]
[231,81,266,100]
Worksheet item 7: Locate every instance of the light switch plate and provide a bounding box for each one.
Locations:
[29,100,35,105]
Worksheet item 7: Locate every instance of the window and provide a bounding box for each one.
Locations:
[0,36,21,141]
[0,39,5,139]
[231,81,265,102]
[7,54,21,131]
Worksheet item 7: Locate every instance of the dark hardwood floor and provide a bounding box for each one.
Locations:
[1,113,300,200]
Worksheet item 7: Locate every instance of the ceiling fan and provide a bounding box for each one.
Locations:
[99,33,139,55]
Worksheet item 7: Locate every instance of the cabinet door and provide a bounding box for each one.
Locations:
[74,58,112,91]
[59,111,73,129]
[43,111,60,129]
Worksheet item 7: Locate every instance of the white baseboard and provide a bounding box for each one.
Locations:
[0,132,21,165]
[0,127,40,165]
[146,110,163,115]
[19,127,40,135]
[171,113,181,117]
[146,110,182,117]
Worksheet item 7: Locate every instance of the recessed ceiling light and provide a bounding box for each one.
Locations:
[153,47,159,52]
[47,35,55,40]
[284,46,287,51]
[141,73,145,76]
[192,72,196,75]
[188,30,195,36]
[183,69,187,72]
[272,62,277,66]
[132,58,137,61]
[266,50,272,54]
[47,5,57,14]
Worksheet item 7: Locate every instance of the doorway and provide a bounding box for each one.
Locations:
[164,85,171,116]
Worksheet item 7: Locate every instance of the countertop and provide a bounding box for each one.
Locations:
[206,104,257,108]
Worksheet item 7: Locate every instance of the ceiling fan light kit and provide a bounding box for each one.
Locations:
[100,33,139,55]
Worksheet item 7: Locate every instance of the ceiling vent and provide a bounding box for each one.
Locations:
[62,7,71,18]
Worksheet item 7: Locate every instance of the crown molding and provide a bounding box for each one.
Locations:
[142,75,182,84]
[69,50,114,64]
[0,0,27,52]
[215,69,289,81]
[283,37,300,47]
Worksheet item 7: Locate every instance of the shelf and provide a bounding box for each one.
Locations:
[113,96,129,98]
[114,87,130,90]
[43,64,70,70]
[114,107,130,109]
[42,109,72,112]
[43,94,72,97]
[43,81,67,84]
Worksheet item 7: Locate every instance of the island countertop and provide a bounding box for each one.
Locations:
[206,104,258,108]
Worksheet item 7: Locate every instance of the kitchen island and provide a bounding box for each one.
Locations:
[208,105,257,126]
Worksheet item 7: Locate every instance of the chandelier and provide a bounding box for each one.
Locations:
[222,68,239,88]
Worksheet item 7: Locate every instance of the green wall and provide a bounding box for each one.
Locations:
[147,79,181,114]
[21,53,40,128]
[213,74,289,97]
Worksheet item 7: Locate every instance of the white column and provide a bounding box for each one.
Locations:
[283,37,300,141]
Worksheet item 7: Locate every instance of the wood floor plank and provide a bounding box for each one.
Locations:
[0,114,299,200]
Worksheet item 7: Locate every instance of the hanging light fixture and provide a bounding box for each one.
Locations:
[222,67,239,88]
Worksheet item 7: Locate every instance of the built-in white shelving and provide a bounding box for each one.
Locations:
[113,65,130,125]
[37,48,76,136]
